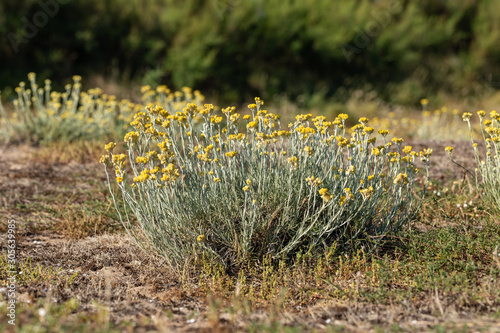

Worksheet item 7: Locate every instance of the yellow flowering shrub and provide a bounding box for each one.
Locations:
[0,73,204,144]
[0,73,129,143]
[448,110,500,212]
[102,97,431,268]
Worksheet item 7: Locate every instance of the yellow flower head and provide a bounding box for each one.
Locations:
[394,173,408,185]
[318,188,329,196]
[305,175,322,187]
[359,186,374,199]
[486,127,500,136]
[247,121,258,130]
[197,235,205,242]
[104,142,116,152]
[318,188,334,202]
[304,146,314,156]
[351,124,364,132]
[378,129,389,137]
[287,156,298,169]
[225,151,238,158]
[391,137,404,144]
[422,148,433,156]
[295,114,313,123]
[358,117,369,125]
[363,126,374,134]
[211,115,223,124]
[99,155,111,165]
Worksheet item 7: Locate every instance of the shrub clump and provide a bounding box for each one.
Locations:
[0,73,205,144]
[0,73,135,143]
[448,110,500,213]
[102,97,431,269]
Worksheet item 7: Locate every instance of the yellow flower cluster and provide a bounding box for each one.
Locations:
[247,121,258,130]
[133,168,152,182]
[305,175,322,187]
[287,156,298,169]
[359,186,375,199]
[112,154,126,168]
[358,117,369,125]
[295,125,316,138]
[303,146,314,156]
[136,156,148,164]
[105,142,116,152]
[344,188,354,202]
[99,155,111,166]
[318,188,333,202]
[225,151,238,158]
[124,131,140,143]
[160,163,180,183]
[228,133,246,141]
[393,173,408,184]
[295,114,313,123]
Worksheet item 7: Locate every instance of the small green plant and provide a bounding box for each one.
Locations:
[0,256,63,286]
[102,97,431,269]
[447,110,500,213]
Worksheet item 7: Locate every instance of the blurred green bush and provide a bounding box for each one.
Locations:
[1,0,499,105]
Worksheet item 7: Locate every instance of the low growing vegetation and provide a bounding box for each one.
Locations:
[0,75,499,331]
[0,73,204,144]
[447,110,500,213]
[102,97,432,269]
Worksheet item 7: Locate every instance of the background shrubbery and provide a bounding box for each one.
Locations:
[1,0,500,106]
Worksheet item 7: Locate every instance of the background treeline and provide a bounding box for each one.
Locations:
[1,0,500,106]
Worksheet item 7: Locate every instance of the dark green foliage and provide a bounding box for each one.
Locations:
[1,0,500,104]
